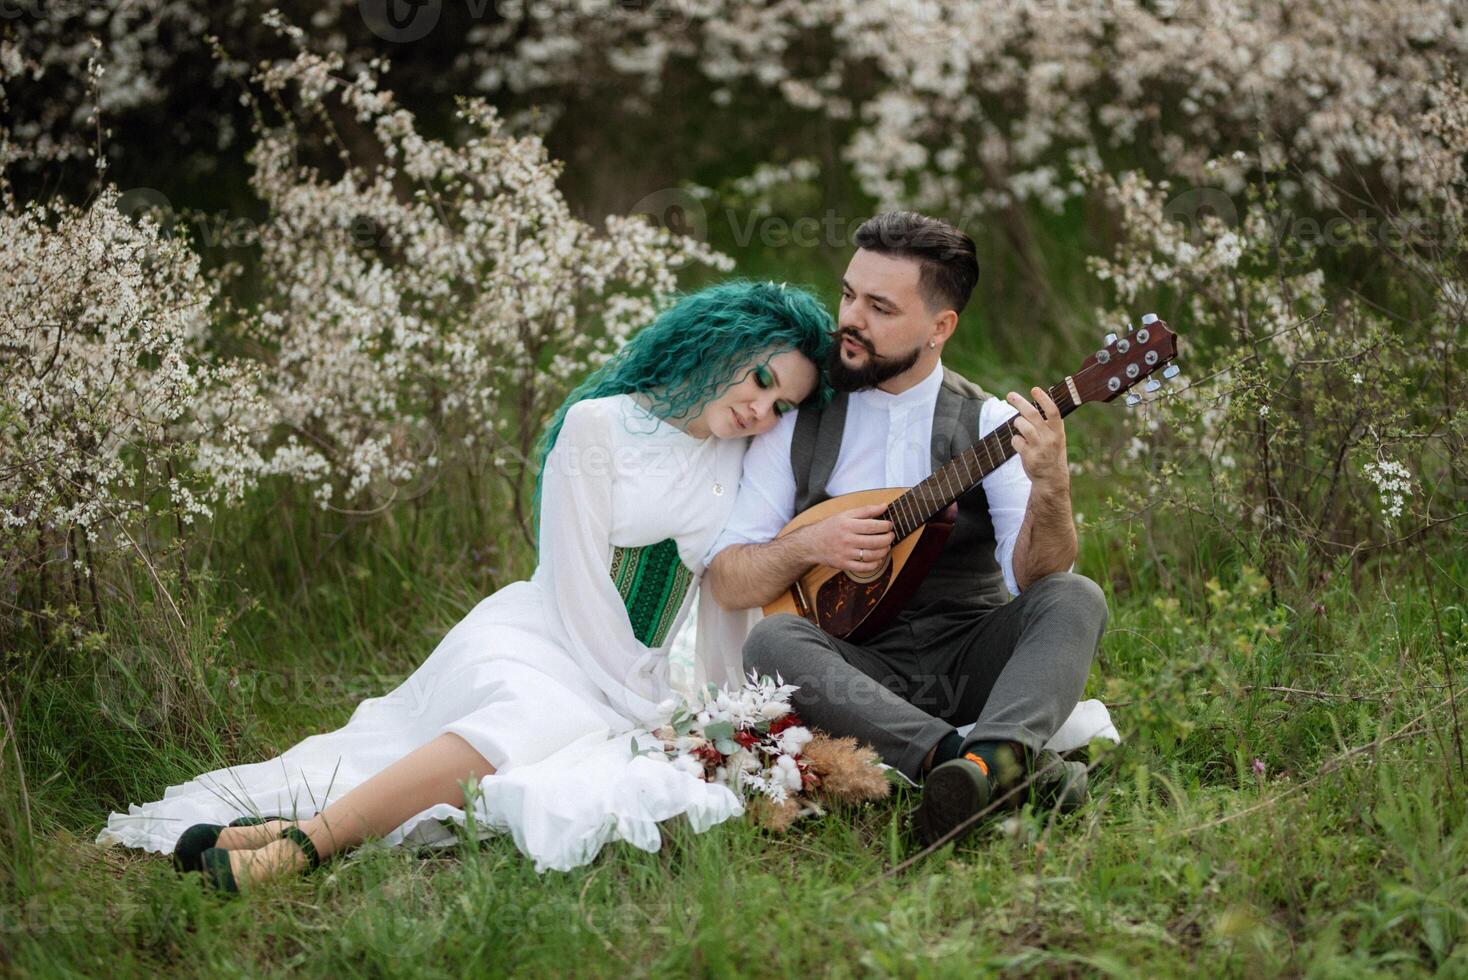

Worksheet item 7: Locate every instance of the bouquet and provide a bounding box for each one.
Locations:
[648,671,890,831]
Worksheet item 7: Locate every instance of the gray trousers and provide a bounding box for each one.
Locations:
[743,572,1108,781]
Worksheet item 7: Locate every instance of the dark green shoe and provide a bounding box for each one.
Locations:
[1030,749,1089,812]
[196,827,320,894]
[914,755,994,847]
[278,826,321,870]
[172,815,281,873]
[198,846,240,894]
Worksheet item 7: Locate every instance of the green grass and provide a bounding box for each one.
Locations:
[4,463,1465,977]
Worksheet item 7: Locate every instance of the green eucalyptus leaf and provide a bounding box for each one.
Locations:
[704,720,736,742]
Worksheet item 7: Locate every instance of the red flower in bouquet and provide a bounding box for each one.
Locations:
[768,712,804,736]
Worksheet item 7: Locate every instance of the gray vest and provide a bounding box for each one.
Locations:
[790,367,1011,621]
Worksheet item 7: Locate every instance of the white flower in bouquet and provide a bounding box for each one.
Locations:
[777,726,813,757]
[673,735,707,753]
[758,699,789,721]
[774,754,803,792]
[671,754,704,780]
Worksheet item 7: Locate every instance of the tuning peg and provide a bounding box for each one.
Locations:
[1141,313,1158,325]
[1104,332,1117,346]
[1125,392,1142,407]
[1144,378,1162,393]
[1126,321,1135,333]
[1162,363,1180,380]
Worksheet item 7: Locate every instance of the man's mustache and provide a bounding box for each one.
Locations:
[839,330,873,353]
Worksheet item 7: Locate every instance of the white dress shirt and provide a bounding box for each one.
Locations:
[703,358,1033,597]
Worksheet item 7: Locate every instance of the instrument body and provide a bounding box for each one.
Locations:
[761,487,958,642]
[762,315,1181,639]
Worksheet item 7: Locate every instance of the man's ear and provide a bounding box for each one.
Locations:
[932,308,959,345]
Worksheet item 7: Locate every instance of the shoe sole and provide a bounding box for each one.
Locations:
[915,764,990,847]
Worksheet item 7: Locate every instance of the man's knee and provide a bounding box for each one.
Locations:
[743,613,815,678]
[1030,571,1109,628]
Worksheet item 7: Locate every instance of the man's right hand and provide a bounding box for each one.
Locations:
[796,503,896,575]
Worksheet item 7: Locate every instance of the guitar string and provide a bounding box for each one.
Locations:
[855,318,1222,545]
[887,378,1077,538]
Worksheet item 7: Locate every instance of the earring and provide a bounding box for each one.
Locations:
[928,340,936,349]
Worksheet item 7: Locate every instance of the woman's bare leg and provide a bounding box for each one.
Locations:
[222,733,496,886]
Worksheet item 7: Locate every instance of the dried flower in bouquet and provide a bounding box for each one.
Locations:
[648,671,889,831]
[799,734,892,805]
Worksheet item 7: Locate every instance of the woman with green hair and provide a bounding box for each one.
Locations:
[99,280,835,883]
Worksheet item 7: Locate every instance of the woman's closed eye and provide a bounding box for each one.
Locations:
[755,365,794,417]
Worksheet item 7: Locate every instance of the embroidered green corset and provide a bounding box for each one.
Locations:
[608,537,695,648]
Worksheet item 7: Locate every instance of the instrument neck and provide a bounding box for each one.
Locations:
[885,380,1079,539]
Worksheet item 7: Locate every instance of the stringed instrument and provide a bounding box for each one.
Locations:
[762,314,1180,640]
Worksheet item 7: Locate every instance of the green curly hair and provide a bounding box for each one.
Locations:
[532,279,836,535]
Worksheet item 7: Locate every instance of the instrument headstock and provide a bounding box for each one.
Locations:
[1071,313,1180,406]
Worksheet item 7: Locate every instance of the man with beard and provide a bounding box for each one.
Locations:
[702,211,1108,846]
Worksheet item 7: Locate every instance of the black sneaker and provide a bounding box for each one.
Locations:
[913,753,994,847]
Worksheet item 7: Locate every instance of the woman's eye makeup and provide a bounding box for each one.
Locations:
[754,365,792,416]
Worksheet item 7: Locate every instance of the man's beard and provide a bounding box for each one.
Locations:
[827,331,923,392]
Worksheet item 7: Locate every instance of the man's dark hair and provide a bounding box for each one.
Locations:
[852,211,979,315]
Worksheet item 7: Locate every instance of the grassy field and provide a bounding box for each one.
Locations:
[5,393,1465,977]
[3,134,1464,977]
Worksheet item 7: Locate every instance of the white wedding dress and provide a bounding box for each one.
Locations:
[96,393,1120,872]
[97,394,762,872]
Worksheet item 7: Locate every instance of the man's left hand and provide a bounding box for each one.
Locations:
[1006,386,1069,492]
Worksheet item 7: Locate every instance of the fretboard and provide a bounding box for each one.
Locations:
[884,380,1079,539]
